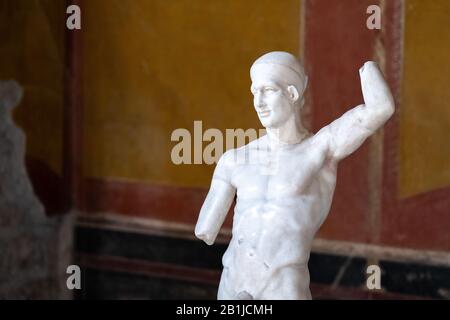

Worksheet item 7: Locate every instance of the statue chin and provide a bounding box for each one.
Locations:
[259,117,282,130]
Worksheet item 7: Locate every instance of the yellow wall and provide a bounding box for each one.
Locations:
[399,0,450,197]
[83,0,301,187]
[2,0,447,195]
[0,0,65,175]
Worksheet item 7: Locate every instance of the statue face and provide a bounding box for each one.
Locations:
[250,65,297,129]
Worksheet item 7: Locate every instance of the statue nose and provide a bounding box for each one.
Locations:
[254,94,265,109]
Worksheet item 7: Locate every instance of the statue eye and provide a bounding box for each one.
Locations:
[264,87,276,93]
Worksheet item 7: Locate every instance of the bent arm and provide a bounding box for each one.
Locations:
[326,61,395,161]
[195,152,236,245]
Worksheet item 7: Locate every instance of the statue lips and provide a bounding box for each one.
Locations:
[258,110,271,118]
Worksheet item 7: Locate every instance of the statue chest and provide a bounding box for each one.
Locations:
[231,146,326,199]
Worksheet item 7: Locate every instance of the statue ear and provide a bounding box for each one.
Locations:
[287,85,299,103]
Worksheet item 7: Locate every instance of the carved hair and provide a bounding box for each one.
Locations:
[250,51,308,99]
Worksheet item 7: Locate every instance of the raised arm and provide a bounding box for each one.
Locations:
[195,151,236,245]
[323,61,395,161]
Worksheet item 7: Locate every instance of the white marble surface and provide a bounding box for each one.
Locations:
[195,52,394,300]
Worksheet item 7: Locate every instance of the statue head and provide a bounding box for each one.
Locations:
[250,51,307,129]
[0,80,23,114]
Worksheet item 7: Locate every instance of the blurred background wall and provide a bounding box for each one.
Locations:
[0,0,449,299]
[0,0,72,299]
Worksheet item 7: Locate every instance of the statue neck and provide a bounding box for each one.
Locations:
[266,116,309,146]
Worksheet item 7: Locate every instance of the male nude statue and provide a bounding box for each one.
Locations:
[195,51,394,300]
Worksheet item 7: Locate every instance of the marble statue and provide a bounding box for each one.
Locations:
[195,51,394,300]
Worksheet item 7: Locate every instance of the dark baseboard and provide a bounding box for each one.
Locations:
[75,225,450,300]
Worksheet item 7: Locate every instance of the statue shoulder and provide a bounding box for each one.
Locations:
[309,126,332,150]
[213,148,240,184]
[219,135,257,161]
[218,148,239,168]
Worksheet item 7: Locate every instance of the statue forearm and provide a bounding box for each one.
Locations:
[359,61,395,131]
[324,61,395,161]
